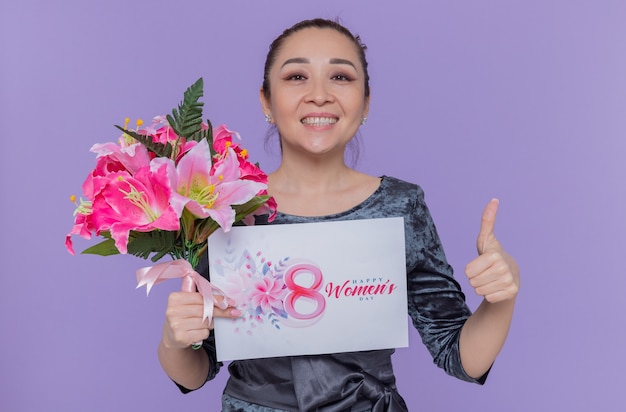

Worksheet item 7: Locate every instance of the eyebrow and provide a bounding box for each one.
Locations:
[280,57,357,69]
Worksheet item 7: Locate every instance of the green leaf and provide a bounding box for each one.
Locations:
[126,230,180,262]
[167,78,205,141]
[189,118,214,151]
[233,196,271,222]
[81,238,121,257]
[114,125,173,158]
[204,119,216,157]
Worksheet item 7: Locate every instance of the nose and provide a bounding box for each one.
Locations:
[305,78,333,105]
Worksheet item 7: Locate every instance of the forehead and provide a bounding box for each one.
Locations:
[275,27,361,67]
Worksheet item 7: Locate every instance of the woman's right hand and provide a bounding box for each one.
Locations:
[157,288,240,390]
[161,291,241,350]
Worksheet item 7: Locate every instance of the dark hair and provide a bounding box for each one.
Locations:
[261,18,370,99]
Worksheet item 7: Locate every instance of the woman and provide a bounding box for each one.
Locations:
[157,18,520,411]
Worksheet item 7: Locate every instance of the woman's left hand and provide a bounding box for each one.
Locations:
[465,199,520,303]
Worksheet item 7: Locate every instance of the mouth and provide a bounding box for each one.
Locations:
[300,116,338,127]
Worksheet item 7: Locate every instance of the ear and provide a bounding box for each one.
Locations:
[363,95,370,119]
[259,88,271,118]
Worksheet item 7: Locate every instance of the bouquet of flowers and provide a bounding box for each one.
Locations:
[65,78,276,325]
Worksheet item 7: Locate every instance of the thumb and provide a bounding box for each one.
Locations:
[181,274,195,293]
[477,198,499,254]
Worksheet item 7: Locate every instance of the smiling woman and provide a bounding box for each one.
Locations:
[156,18,520,411]
[261,26,370,168]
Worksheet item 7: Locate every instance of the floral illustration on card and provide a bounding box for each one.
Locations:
[210,242,327,335]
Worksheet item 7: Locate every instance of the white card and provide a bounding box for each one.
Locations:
[208,217,408,361]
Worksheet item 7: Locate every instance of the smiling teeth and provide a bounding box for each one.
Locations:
[301,117,337,126]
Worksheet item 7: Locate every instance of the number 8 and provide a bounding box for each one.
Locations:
[283,261,326,321]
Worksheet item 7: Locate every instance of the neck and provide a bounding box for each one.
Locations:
[270,156,354,195]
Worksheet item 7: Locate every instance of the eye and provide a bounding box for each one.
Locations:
[332,73,353,81]
[286,73,307,81]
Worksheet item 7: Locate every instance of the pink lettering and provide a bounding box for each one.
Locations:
[325,278,397,298]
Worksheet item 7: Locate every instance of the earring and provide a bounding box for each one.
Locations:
[264,113,272,123]
[361,116,368,125]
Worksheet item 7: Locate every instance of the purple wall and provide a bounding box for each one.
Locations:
[2,1,625,410]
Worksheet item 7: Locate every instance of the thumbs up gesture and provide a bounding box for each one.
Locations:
[465,199,520,303]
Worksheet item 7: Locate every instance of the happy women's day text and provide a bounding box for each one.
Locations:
[324,278,397,301]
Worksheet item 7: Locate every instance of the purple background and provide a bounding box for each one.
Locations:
[2,1,625,410]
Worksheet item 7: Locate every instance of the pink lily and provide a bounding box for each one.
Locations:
[90,140,152,176]
[89,164,180,254]
[137,115,199,163]
[212,124,241,156]
[156,139,267,232]
[65,198,95,255]
[138,115,180,145]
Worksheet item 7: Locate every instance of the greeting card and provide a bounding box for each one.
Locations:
[208,217,408,361]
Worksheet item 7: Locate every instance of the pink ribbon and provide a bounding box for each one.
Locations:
[136,259,229,325]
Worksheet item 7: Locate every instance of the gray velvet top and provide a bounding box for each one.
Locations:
[187,176,486,411]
